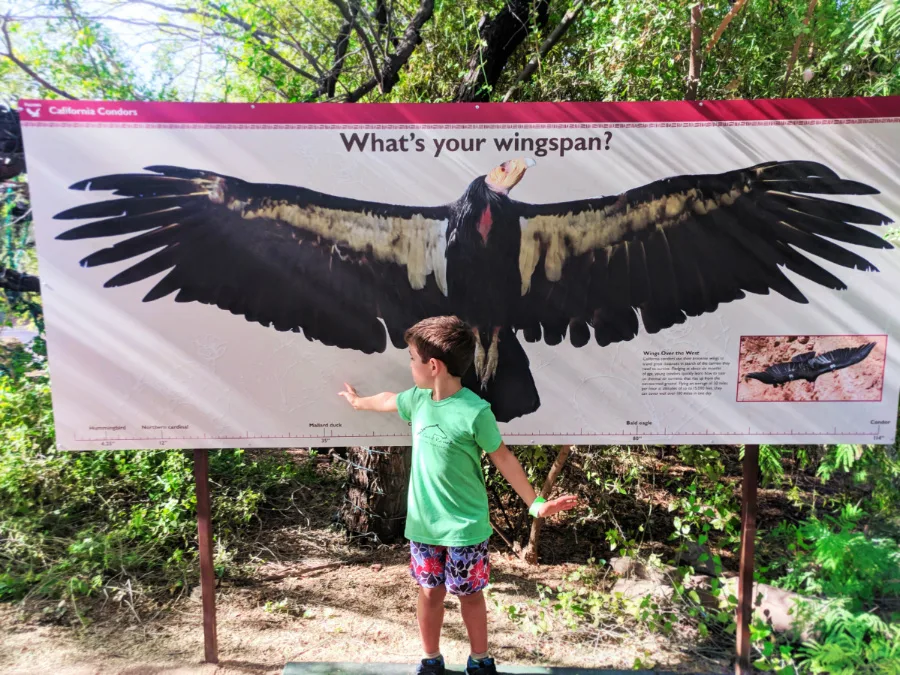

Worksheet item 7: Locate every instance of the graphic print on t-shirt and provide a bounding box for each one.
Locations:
[417,423,452,451]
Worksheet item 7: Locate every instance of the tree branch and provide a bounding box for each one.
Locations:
[329,0,382,89]
[343,76,378,102]
[321,9,356,97]
[782,0,817,97]
[0,153,25,180]
[147,18,322,83]
[1,19,77,100]
[377,0,433,93]
[456,0,550,102]
[502,0,584,102]
[127,0,322,83]
[706,0,749,53]
[251,3,328,80]
[523,445,573,565]
[685,3,703,100]
[61,0,109,97]
[335,0,433,100]
[0,266,40,294]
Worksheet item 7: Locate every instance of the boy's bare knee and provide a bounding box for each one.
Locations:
[420,584,447,601]
[457,589,483,603]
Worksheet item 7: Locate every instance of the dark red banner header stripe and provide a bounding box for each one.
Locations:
[18,96,900,126]
[19,96,900,125]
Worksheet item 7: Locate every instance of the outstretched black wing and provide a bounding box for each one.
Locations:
[745,361,807,385]
[55,166,453,353]
[511,161,893,347]
[746,341,877,385]
[802,341,877,377]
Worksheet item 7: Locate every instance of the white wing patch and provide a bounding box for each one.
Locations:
[518,186,744,295]
[224,195,449,295]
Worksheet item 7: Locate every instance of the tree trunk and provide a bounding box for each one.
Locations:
[340,446,411,545]
[1,107,24,181]
[685,4,703,101]
[522,444,572,564]
[455,0,550,102]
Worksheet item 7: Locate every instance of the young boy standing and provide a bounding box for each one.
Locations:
[339,316,579,675]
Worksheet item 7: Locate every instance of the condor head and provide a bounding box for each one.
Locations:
[451,158,535,246]
[485,157,536,194]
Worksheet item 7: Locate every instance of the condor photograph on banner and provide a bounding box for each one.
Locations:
[19,97,900,450]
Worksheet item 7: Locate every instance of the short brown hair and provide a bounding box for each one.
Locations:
[404,316,476,377]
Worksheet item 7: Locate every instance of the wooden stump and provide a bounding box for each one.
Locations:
[340,446,411,545]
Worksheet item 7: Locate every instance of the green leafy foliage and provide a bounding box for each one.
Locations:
[0,349,322,604]
[777,514,900,606]
[797,605,900,675]
[753,506,900,674]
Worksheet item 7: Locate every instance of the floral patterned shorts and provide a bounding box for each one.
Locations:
[409,538,490,597]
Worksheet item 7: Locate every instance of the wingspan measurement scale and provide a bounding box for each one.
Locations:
[72,427,889,447]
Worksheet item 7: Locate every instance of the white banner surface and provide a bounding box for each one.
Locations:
[20,97,900,449]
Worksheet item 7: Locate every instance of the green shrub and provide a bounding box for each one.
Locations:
[0,354,322,605]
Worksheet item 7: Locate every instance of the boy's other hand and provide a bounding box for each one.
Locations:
[338,383,360,409]
[536,494,580,518]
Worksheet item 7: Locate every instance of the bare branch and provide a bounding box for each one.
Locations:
[685,3,703,100]
[782,0,817,97]
[287,1,336,44]
[376,0,434,93]
[329,0,382,89]
[127,0,266,34]
[126,0,325,84]
[331,0,433,99]
[191,21,205,102]
[147,15,322,84]
[61,0,110,97]
[706,0,749,53]
[321,7,356,98]
[502,0,584,102]
[456,0,551,102]
[251,3,327,79]
[0,19,77,99]
[343,76,378,103]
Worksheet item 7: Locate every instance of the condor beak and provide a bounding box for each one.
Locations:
[486,157,535,193]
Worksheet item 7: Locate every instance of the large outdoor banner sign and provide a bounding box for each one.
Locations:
[19,97,900,450]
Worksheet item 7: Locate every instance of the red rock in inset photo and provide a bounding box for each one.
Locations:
[736,335,887,402]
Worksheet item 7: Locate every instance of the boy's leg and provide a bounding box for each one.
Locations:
[445,539,491,657]
[458,589,488,654]
[410,541,449,658]
[417,584,447,655]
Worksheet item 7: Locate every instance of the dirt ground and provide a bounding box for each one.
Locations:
[737,334,887,402]
[0,545,727,675]
[0,458,730,675]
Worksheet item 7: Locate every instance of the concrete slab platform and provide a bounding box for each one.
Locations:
[283,662,684,675]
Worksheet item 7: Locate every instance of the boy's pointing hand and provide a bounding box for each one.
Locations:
[536,494,580,518]
[338,383,360,408]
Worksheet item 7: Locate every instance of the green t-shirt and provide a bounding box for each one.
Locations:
[396,386,503,546]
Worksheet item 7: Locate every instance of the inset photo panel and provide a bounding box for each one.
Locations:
[737,335,887,402]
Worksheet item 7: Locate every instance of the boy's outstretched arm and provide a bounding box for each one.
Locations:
[338,383,398,412]
[488,442,579,518]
